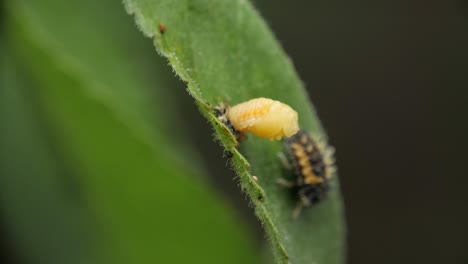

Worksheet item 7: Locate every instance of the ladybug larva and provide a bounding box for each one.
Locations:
[214,97,299,141]
[278,129,336,219]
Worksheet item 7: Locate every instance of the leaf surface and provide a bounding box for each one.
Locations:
[124,0,346,263]
[2,0,258,263]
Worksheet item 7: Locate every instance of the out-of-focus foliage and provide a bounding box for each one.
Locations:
[1,0,257,263]
[124,0,345,263]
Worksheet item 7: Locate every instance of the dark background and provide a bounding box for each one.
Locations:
[258,1,468,263]
[192,0,468,263]
[2,0,468,263]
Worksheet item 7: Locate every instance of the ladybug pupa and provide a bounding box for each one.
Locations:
[215,97,299,141]
[278,129,336,219]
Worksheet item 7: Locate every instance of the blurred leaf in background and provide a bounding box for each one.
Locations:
[1,0,258,263]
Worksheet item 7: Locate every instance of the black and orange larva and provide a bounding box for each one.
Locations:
[278,129,336,219]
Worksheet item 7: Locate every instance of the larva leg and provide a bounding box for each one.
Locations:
[324,146,335,162]
[292,200,304,220]
[277,152,292,170]
[325,165,337,179]
[276,178,296,188]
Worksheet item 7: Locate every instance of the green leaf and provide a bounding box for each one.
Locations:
[1,49,99,264]
[2,0,258,263]
[123,1,346,263]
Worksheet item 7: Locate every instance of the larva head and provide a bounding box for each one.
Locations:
[228,97,299,140]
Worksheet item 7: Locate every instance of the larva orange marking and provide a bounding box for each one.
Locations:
[227,98,299,140]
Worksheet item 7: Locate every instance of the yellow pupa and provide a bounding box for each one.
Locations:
[227,97,299,140]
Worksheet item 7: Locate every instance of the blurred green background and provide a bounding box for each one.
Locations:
[2,0,468,264]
